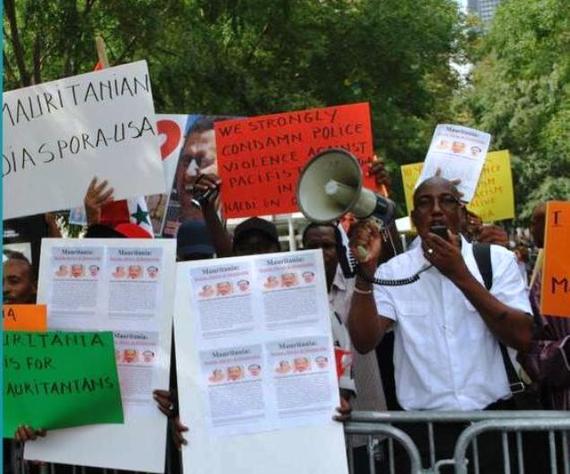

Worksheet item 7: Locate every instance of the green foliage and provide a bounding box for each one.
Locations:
[457,0,570,221]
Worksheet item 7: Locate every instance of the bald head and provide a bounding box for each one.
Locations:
[414,176,462,202]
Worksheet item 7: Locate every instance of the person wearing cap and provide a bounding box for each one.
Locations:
[176,220,215,261]
[232,217,281,256]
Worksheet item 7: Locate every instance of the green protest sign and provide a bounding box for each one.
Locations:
[3,331,124,437]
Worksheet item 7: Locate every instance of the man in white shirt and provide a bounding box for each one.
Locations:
[347,176,533,473]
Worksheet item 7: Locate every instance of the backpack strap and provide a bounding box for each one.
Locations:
[472,242,493,291]
[472,243,525,395]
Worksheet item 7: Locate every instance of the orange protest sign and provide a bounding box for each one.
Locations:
[541,201,570,318]
[3,304,47,331]
[215,103,375,218]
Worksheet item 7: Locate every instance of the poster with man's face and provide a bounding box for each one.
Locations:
[147,115,236,237]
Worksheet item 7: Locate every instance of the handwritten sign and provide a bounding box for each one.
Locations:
[401,150,515,222]
[3,331,123,437]
[3,304,47,331]
[541,201,570,318]
[3,60,165,220]
[216,103,374,218]
[416,124,491,203]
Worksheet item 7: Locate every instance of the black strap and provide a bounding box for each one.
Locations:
[472,243,525,394]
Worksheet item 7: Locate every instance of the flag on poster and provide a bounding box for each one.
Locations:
[100,197,154,238]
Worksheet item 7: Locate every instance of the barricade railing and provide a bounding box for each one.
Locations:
[10,410,569,474]
[344,410,570,474]
[453,418,570,474]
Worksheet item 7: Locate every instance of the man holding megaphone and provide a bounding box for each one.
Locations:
[345,175,533,473]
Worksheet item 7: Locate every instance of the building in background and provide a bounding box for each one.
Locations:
[467,0,502,24]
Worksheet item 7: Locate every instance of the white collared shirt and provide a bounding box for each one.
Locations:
[373,237,531,411]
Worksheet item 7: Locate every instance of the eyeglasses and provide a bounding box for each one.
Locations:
[414,194,461,213]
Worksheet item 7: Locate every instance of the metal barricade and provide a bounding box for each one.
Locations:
[345,410,570,474]
[453,419,570,474]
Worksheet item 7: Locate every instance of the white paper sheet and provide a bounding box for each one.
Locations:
[175,250,349,474]
[25,238,176,473]
[416,124,492,202]
[3,61,165,219]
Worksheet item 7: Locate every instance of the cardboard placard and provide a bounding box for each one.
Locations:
[3,331,123,437]
[541,201,570,317]
[3,304,47,331]
[3,60,165,219]
[401,150,515,222]
[216,103,374,218]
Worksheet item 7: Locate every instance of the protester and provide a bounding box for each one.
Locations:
[347,176,533,473]
[3,253,37,305]
[519,202,570,411]
[3,254,45,473]
[176,220,215,261]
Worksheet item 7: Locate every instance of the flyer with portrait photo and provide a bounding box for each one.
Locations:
[27,238,176,473]
[174,249,348,474]
[416,124,492,202]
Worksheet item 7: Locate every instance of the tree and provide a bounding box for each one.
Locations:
[457,0,570,220]
[4,0,465,213]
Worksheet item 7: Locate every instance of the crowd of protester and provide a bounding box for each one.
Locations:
[3,151,568,474]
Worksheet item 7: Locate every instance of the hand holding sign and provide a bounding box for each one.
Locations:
[15,425,47,442]
[84,177,115,226]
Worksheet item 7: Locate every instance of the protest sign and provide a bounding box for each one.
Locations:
[401,150,515,222]
[541,201,570,318]
[416,124,491,203]
[3,331,123,437]
[26,238,176,473]
[3,60,165,220]
[3,304,47,331]
[153,114,236,237]
[216,103,374,218]
[174,250,348,474]
[467,150,514,221]
[146,114,190,235]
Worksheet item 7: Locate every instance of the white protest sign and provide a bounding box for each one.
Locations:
[26,238,176,473]
[3,60,165,220]
[174,250,348,474]
[416,124,491,202]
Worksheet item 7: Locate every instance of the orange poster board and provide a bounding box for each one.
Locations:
[3,304,47,331]
[541,201,570,318]
[215,103,375,218]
